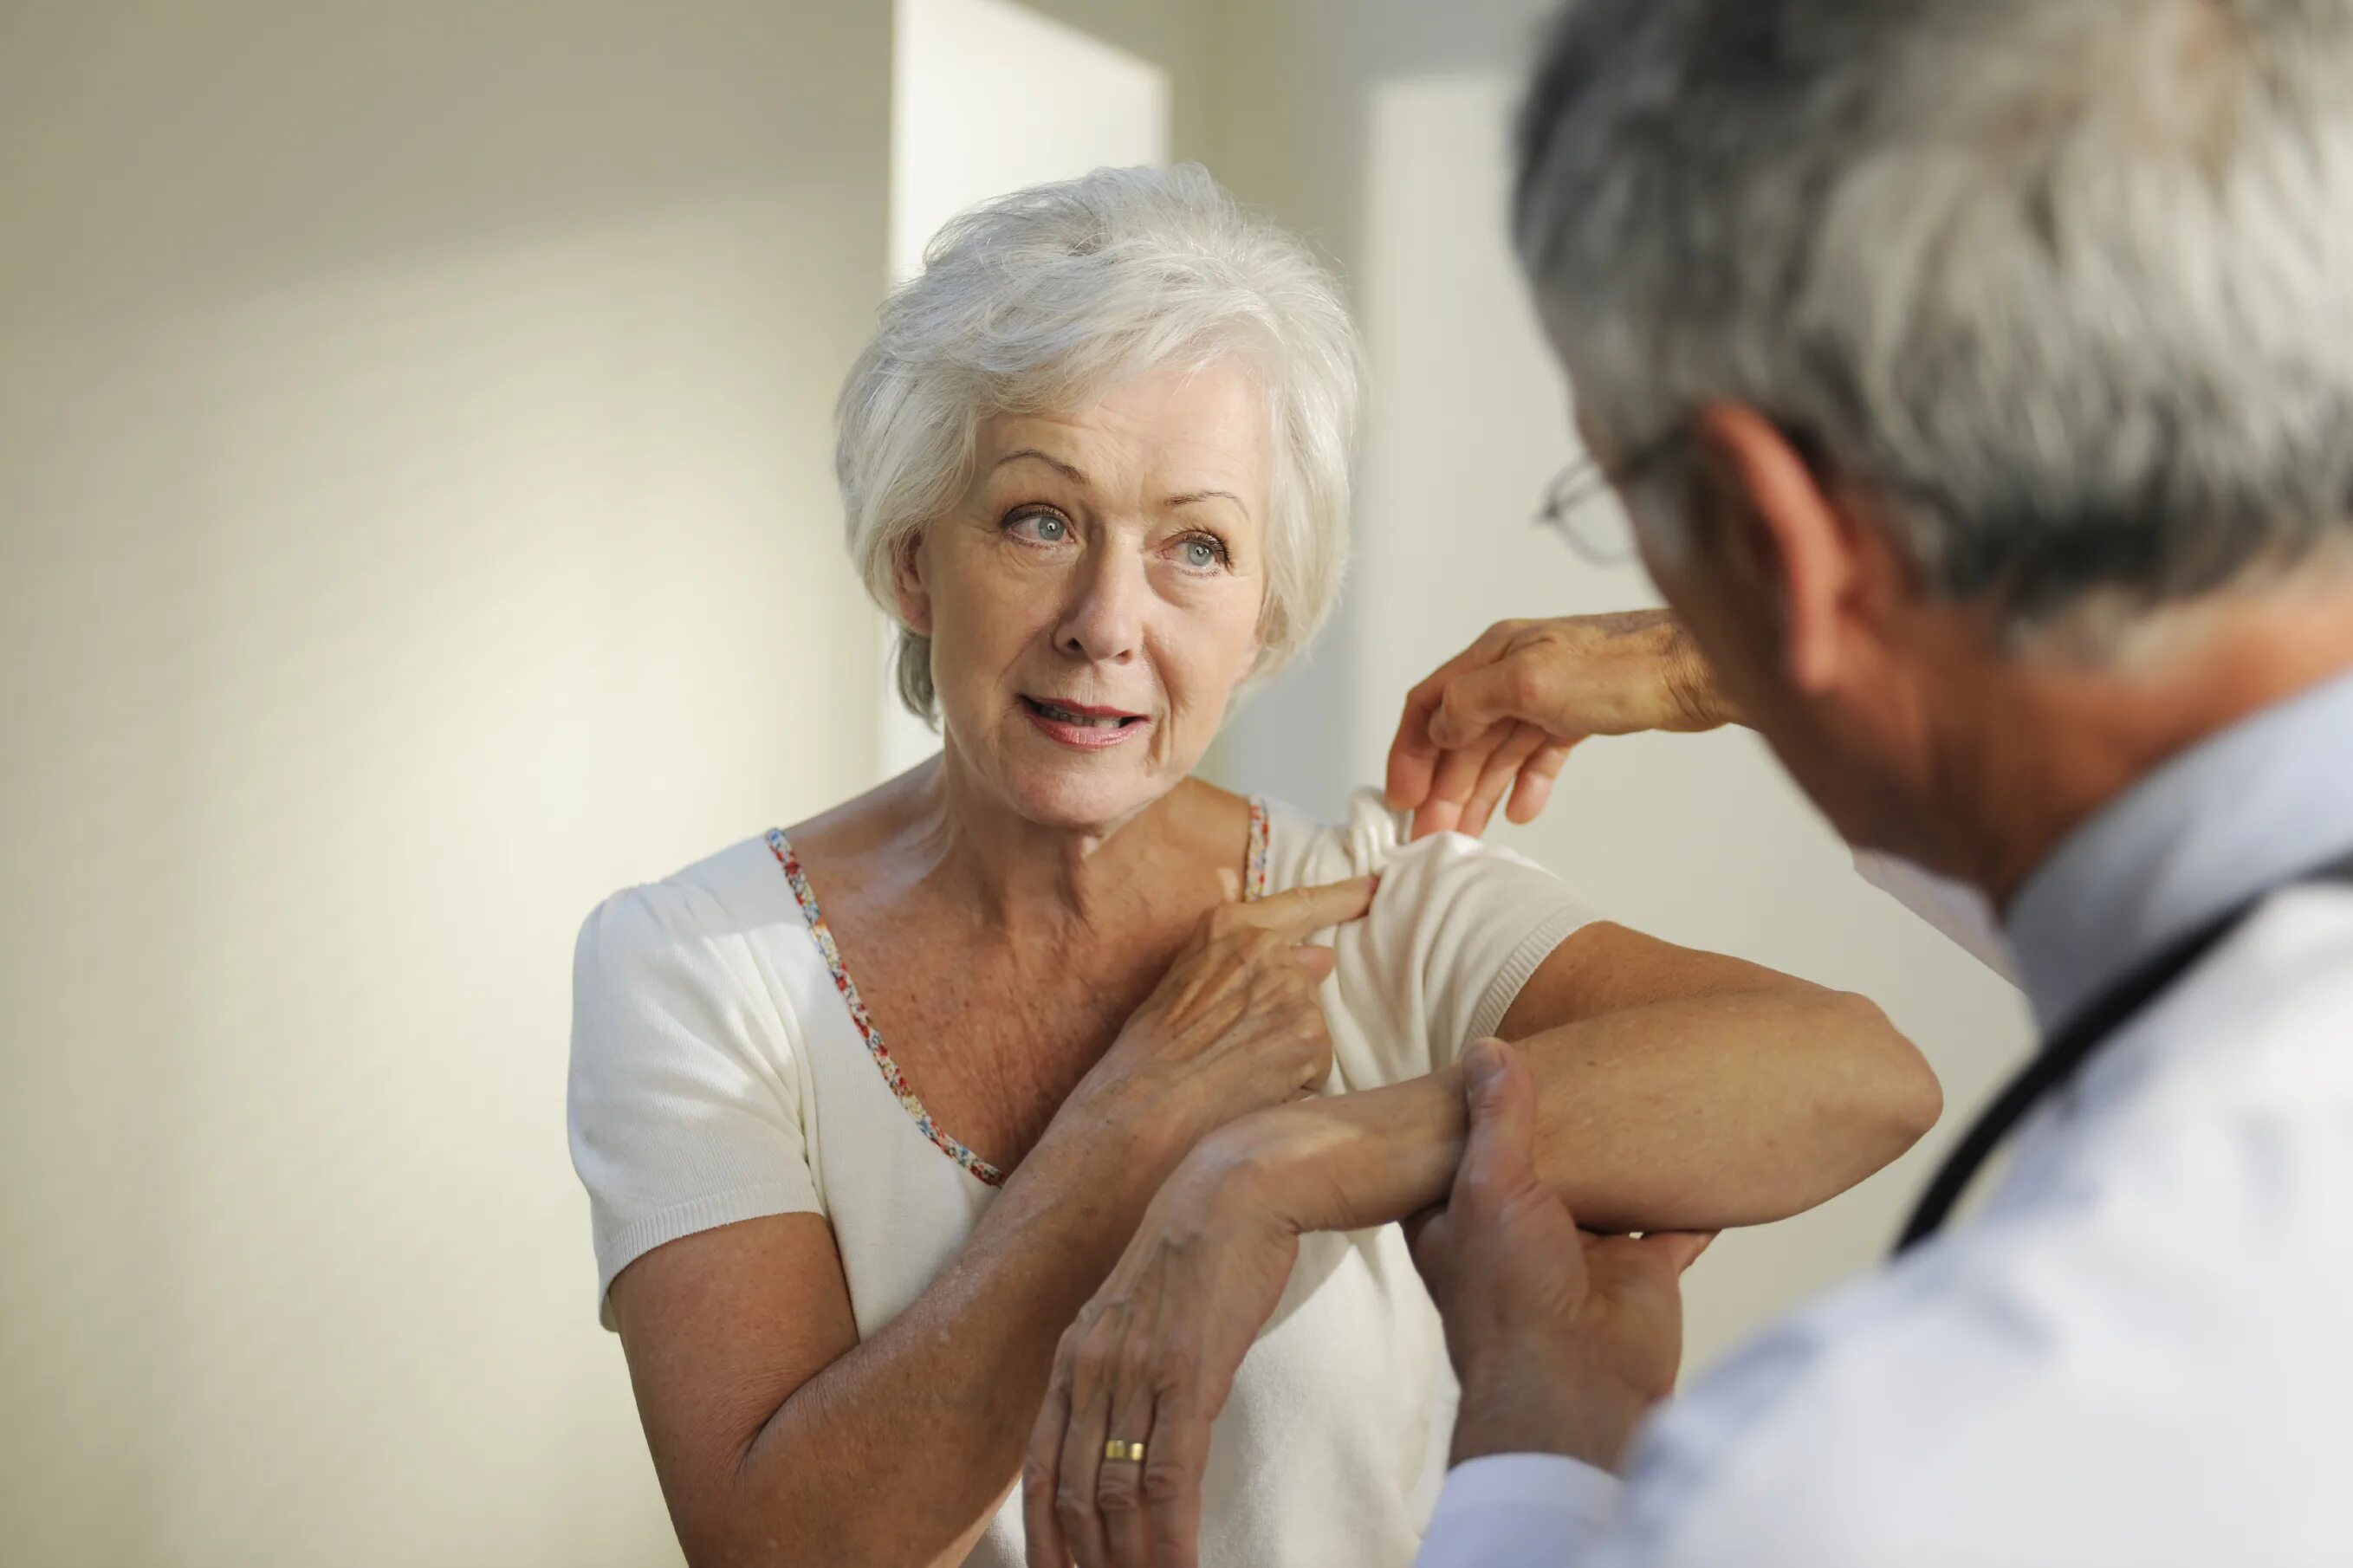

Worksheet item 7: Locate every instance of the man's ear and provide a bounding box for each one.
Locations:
[1689,403,1871,697]
[891,531,933,636]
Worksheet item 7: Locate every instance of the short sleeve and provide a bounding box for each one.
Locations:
[1315,790,1602,1084]
[568,878,821,1328]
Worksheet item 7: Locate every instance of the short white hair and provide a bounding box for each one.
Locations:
[837,164,1364,718]
[1515,0,2353,654]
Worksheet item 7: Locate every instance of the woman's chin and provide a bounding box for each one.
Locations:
[1005,770,1168,833]
[994,745,1185,833]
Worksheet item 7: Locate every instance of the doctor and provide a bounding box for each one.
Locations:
[1023,1,2353,1560]
[1399,0,2353,1564]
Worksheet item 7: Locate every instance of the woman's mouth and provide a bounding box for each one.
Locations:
[1020,696,1151,750]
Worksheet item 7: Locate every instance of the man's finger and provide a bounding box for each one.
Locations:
[1288,943,1338,983]
[1412,727,1508,839]
[1651,1230,1716,1273]
[1403,1206,1457,1299]
[1584,1228,1715,1299]
[1229,875,1377,939]
[1429,657,1556,749]
[1504,741,1579,825]
[1461,724,1546,838]
[1453,1039,1542,1213]
[1385,639,1493,809]
[1399,1201,1448,1254]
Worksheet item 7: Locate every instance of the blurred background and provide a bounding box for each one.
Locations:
[0,2,2031,1563]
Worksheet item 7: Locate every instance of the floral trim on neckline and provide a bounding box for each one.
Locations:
[1246,795,1271,902]
[766,799,1271,1190]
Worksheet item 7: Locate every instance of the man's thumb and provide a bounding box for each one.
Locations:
[1455,1038,1539,1203]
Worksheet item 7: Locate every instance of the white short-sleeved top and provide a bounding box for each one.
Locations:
[569,789,1599,1568]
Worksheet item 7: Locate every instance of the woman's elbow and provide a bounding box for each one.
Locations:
[1827,988,1942,1156]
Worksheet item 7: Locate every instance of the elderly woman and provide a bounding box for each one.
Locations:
[568,165,1940,1568]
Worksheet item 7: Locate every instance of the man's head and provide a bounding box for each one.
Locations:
[1514,0,2353,893]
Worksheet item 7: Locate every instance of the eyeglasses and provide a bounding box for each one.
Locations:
[1533,457,1631,564]
[1533,428,1688,566]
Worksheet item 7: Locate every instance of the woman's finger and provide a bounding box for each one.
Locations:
[1096,1338,1159,1566]
[1052,1341,1117,1568]
[1227,875,1377,941]
[1460,723,1546,838]
[1024,1364,1077,1568]
[1140,1387,1213,1568]
[1288,943,1339,984]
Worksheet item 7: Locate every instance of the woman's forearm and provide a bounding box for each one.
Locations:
[1199,986,1935,1240]
[714,1142,1147,1568]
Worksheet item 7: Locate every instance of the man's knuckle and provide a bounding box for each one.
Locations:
[1505,658,1549,708]
[1055,1482,1095,1524]
[1095,1470,1143,1512]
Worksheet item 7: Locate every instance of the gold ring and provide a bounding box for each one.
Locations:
[1103,1439,1147,1463]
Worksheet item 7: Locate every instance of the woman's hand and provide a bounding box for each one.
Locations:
[1021,1123,1308,1568]
[1385,611,1737,839]
[1051,876,1376,1187]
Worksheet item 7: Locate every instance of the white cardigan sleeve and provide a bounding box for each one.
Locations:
[567,878,821,1327]
[1318,791,1603,1085]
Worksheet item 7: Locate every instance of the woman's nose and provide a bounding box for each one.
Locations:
[1054,548,1146,664]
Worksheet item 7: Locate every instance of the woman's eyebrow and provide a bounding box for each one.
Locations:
[1168,488,1250,521]
[993,448,1086,483]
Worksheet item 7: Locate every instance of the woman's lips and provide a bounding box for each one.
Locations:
[1020,695,1150,751]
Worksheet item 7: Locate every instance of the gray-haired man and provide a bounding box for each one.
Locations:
[1403,2,2353,1564]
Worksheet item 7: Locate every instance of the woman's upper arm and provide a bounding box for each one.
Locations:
[1495,919,1818,1038]
[569,877,841,1528]
[609,1215,860,1513]
[570,878,825,1320]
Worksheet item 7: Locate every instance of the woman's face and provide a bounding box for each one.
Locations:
[899,361,1273,832]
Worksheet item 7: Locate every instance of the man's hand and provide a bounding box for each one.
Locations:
[1410,1039,1714,1473]
[1385,612,1736,840]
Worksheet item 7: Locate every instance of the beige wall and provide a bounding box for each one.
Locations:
[0,4,890,1564]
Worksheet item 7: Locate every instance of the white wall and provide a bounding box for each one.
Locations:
[0,5,890,1564]
[1203,4,2036,1373]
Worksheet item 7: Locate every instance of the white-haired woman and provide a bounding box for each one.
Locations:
[568,165,1941,1568]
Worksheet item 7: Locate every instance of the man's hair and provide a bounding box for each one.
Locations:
[1516,0,2353,651]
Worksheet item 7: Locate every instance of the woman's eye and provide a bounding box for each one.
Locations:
[1009,510,1070,544]
[1180,537,1224,569]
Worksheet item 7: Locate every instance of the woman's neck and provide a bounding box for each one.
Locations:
[889,752,1245,935]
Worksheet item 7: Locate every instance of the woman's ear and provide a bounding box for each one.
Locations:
[891,531,933,636]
